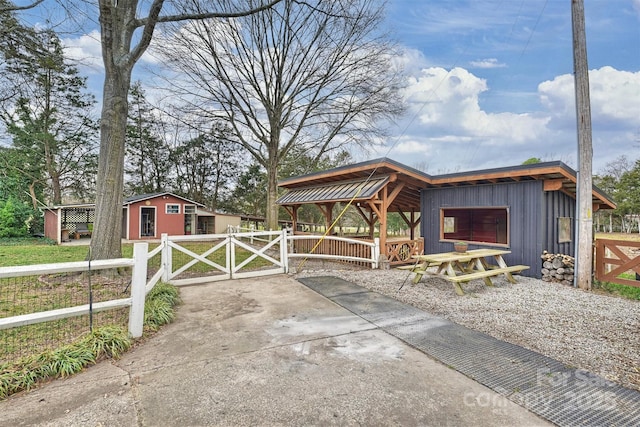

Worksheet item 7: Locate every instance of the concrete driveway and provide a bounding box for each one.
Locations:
[0,275,549,426]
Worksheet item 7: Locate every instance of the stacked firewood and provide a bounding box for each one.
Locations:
[541,251,575,285]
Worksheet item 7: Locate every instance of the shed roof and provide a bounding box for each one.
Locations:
[278,158,431,212]
[124,192,205,207]
[277,158,616,210]
[46,192,206,210]
[276,176,390,205]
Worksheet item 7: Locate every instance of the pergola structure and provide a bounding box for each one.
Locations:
[277,158,431,262]
[277,157,616,265]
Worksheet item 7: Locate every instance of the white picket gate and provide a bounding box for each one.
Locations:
[163,230,288,286]
[162,230,380,286]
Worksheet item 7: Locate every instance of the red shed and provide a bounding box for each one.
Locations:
[43,192,217,243]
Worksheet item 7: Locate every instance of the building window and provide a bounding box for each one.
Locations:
[440,207,509,245]
[166,204,180,214]
[558,217,572,243]
[184,205,196,215]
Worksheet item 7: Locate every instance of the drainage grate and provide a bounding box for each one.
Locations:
[298,276,640,427]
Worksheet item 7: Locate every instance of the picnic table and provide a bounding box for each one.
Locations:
[402,248,529,295]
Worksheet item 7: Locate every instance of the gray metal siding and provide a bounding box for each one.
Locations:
[543,190,576,256]
[421,181,545,278]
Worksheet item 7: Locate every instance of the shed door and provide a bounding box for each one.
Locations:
[141,207,156,237]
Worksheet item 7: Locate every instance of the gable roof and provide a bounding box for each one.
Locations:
[46,192,206,209]
[277,158,433,211]
[278,157,432,188]
[277,158,616,210]
[123,192,205,207]
[428,160,615,209]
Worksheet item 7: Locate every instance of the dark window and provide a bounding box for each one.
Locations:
[441,207,509,245]
[166,204,180,214]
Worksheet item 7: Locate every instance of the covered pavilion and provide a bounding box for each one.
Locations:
[277,158,429,264]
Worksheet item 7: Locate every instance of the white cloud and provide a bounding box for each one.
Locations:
[62,30,103,73]
[469,58,506,69]
[62,30,166,75]
[539,66,640,128]
[392,139,433,155]
[401,66,548,143]
[387,57,638,174]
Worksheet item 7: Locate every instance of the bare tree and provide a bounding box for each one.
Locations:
[88,0,282,260]
[159,0,404,229]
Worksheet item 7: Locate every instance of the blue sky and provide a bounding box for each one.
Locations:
[373,0,640,174]
[13,0,640,176]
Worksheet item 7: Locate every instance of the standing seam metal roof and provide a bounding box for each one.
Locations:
[276,176,390,205]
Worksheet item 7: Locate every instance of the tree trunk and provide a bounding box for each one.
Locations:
[28,182,38,209]
[89,69,131,260]
[266,155,279,231]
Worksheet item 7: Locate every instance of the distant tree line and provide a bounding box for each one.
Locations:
[594,156,640,233]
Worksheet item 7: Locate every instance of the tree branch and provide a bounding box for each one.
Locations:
[0,0,44,13]
[136,0,284,27]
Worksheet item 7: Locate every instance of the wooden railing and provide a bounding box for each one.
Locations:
[386,238,424,265]
[289,233,379,268]
[595,239,640,288]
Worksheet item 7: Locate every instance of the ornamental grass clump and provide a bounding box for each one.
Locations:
[144,282,181,332]
[0,325,131,399]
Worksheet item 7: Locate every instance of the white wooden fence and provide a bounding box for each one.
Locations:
[0,231,380,342]
[0,243,154,338]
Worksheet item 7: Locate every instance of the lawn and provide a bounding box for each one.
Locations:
[0,244,103,266]
[0,239,270,272]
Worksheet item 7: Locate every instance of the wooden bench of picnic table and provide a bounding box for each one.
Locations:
[398,249,529,295]
[445,265,529,283]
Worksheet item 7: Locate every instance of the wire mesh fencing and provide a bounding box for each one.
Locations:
[0,269,131,362]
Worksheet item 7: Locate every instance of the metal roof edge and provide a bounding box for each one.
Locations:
[123,192,205,207]
[277,157,432,186]
[430,160,572,180]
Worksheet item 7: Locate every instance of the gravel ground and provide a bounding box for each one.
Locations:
[292,262,640,392]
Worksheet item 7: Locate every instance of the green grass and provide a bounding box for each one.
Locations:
[0,325,132,399]
[0,244,93,266]
[0,240,271,272]
[594,279,640,301]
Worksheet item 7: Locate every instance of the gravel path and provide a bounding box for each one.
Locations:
[292,263,640,392]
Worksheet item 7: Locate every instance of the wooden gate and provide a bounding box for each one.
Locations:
[164,230,287,286]
[595,239,640,288]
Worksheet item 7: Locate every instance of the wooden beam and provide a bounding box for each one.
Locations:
[282,205,295,219]
[386,182,406,206]
[544,179,565,191]
[315,202,335,232]
[291,206,298,232]
[397,210,421,240]
[366,200,383,220]
[379,185,388,259]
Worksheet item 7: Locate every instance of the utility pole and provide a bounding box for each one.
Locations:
[571,0,593,290]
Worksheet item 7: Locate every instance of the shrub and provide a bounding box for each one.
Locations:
[0,198,35,238]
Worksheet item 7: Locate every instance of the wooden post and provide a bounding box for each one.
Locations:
[161,233,170,283]
[572,0,594,290]
[379,187,388,258]
[129,242,148,338]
